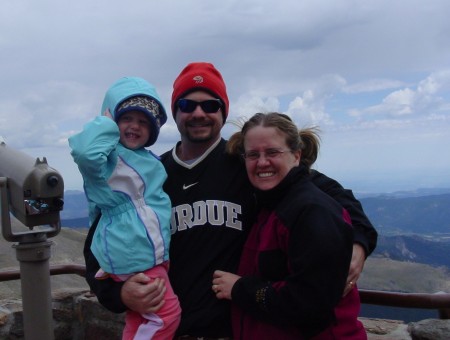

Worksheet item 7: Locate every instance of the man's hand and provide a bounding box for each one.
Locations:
[343,243,366,296]
[121,273,166,314]
[212,270,241,300]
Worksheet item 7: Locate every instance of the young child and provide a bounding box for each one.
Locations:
[69,77,181,340]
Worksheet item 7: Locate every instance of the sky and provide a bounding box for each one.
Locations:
[1,0,450,194]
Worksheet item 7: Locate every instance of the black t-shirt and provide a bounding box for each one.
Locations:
[161,138,256,337]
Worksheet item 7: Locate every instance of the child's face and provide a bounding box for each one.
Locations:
[117,111,151,150]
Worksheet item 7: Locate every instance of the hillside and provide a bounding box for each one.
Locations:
[357,257,450,321]
[0,224,88,300]
[359,257,450,293]
[373,235,450,267]
[1,227,450,300]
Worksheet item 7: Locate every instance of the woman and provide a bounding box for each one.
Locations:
[212,112,367,339]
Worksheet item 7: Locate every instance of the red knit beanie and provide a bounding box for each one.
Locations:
[171,62,229,121]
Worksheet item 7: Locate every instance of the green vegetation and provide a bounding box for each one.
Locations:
[359,257,450,293]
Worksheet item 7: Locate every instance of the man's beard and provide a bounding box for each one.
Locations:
[185,131,215,143]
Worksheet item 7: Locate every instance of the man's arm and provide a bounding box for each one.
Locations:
[84,215,166,314]
[83,215,127,313]
[309,170,378,256]
[310,170,378,296]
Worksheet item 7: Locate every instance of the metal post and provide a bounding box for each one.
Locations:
[0,142,64,339]
[13,240,54,340]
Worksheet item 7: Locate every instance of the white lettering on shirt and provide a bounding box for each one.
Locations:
[170,200,242,233]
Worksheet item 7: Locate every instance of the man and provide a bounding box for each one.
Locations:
[84,62,377,339]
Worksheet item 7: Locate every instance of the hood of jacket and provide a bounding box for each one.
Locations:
[101,77,167,146]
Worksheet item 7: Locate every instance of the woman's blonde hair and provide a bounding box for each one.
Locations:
[227,112,320,170]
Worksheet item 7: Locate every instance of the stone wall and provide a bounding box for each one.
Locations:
[0,288,449,339]
[0,288,124,340]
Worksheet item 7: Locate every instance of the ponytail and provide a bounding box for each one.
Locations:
[300,127,321,171]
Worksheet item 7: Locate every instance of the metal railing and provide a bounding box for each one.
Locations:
[1,264,449,319]
[0,264,86,281]
[359,289,450,319]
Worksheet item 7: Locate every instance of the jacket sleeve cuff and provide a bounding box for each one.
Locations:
[232,276,272,317]
[353,229,370,258]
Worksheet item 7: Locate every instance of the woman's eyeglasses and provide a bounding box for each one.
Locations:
[177,99,222,114]
[242,149,291,161]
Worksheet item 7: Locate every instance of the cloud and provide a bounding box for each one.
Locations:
[287,91,333,127]
[0,81,99,148]
[1,0,450,192]
[417,70,450,96]
[233,95,280,118]
[348,70,450,119]
[343,79,406,94]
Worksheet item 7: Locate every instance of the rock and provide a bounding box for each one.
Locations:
[408,319,450,340]
[360,317,412,339]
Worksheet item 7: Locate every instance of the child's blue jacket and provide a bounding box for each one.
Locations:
[68,77,171,274]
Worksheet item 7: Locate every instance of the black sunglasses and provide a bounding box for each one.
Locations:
[177,99,222,114]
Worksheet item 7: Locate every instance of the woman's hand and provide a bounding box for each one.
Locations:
[212,270,241,300]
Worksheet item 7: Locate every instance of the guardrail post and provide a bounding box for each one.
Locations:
[438,308,450,319]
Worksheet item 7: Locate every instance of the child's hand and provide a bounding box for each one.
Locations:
[103,108,113,120]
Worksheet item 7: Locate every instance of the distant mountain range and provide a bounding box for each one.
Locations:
[357,192,450,270]
[60,188,450,269]
[356,187,450,199]
[61,188,450,235]
[61,190,89,220]
[372,235,450,267]
[359,193,450,235]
